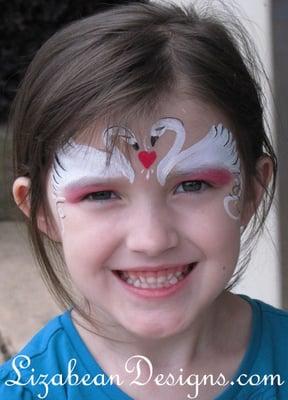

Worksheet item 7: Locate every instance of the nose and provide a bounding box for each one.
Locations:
[125,203,179,257]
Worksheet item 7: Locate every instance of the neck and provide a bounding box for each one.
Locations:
[71,292,235,374]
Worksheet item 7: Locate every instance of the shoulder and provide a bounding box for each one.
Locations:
[0,311,70,398]
[248,296,288,330]
[243,295,288,374]
[1,311,67,369]
[250,297,288,349]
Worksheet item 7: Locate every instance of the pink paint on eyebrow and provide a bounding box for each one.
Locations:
[174,168,233,185]
[64,184,114,203]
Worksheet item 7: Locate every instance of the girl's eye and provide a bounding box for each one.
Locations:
[174,180,212,194]
[82,191,118,202]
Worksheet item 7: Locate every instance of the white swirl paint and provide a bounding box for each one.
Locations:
[223,173,242,220]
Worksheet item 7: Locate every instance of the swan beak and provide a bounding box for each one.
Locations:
[151,136,159,147]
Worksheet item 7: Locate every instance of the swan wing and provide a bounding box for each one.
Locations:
[170,124,240,175]
[52,140,135,194]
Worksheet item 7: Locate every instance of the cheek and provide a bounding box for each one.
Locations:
[58,207,120,272]
[193,212,240,246]
[180,197,241,258]
[189,212,241,287]
[204,225,240,276]
[203,201,240,243]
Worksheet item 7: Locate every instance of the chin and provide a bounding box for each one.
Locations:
[124,317,188,340]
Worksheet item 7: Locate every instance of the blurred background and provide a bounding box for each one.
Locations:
[0,0,287,361]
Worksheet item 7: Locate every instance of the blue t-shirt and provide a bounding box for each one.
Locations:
[0,294,288,399]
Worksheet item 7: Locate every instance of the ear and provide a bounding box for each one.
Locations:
[12,177,31,218]
[241,155,274,226]
[12,177,61,242]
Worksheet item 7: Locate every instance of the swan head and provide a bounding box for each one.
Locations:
[150,117,185,147]
[103,126,140,151]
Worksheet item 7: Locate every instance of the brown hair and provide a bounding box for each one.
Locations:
[9,1,277,323]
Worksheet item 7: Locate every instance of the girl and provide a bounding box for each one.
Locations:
[0,1,287,399]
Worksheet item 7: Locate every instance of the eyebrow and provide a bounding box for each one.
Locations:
[62,165,233,188]
[166,165,232,180]
[62,175,130,191]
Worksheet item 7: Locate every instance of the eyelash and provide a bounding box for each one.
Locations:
[81,180,212,203]
[82,191,119,202]
[174,180,212,194]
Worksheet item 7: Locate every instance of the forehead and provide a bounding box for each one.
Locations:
[50,96,241,197]
[74,96,233,150]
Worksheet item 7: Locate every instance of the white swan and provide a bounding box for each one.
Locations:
[150,117,242,220]
[52,126,139,196]
[150,118,240,186]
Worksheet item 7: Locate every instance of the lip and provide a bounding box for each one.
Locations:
[112,263,197,299]
[113,263,192,273]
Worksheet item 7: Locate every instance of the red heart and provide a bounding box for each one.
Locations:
[138,151,157,169]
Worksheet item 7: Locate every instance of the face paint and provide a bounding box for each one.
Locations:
[52,140,135,194]
[174,168,234,187]
[52,194,66,233]
[103,126,139,151]
[150,119,239,183]
[223,173,242,220]
[51,118,242,225]
[51,127,138,229]
[150,118,242,219]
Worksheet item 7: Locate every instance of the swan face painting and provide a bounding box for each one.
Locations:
[50,118,241,226]
[46,97,246,340]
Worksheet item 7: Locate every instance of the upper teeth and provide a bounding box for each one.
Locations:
[119,266,191,289]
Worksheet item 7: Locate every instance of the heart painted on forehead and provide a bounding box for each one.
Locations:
[138,151,157,169]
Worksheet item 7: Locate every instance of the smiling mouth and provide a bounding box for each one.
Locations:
[114,263,196,290]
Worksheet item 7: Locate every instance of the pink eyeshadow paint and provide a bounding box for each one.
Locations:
[171,168,233,187]
[64,184,115,203]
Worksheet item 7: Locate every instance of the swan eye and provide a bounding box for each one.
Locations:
[132,143,140,151]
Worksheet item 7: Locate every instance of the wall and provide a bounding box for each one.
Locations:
[272,0,288,308]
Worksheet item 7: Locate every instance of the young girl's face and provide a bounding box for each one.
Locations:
[47,96,244,339]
